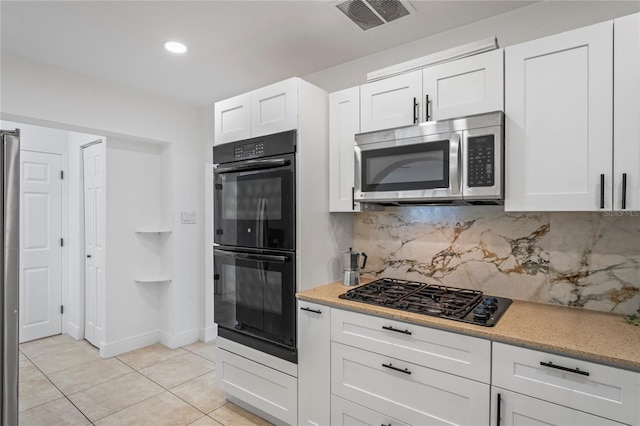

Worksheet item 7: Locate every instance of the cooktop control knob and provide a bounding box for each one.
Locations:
[483,296,498,312]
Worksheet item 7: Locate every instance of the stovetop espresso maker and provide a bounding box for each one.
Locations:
[341,248,367,286]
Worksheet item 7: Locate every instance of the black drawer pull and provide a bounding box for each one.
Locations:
[382,363,411,375]
[540,361,590,376]
[382,325,412,335]
[300,306,322,314]
[600,174,605,209]
[622,173,627,210]
[496,393,501,426]
[381,424,391,426]
[413,97,418,123]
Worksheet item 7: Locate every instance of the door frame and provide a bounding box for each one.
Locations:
[79,139,105,351]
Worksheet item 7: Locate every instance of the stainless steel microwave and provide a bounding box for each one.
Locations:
[354,111,504,205]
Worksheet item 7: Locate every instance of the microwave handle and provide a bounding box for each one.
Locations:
[450,133,461,195]
[215,158,290,174]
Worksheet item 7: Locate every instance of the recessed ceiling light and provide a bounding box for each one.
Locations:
[164,41,187,54]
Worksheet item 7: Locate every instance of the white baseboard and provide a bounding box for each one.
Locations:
[203,324,217,342]
[159,328,200,349]
[66,321,82,340]
[101,330,161,358]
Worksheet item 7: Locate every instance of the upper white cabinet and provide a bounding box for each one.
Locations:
[614,13,640,211]
[360,70,422,132]
[329,86,361,212]
[251,77,298,138]
[214,77,298,145]
[422,48,503,122]
[505,21,614,211]
[360,49,504,133]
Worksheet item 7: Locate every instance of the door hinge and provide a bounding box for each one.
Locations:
[60,305,64,314]
[215,183,223,190]
[216,229,223,236]
[60,238,64,247]
[60,170,64,179]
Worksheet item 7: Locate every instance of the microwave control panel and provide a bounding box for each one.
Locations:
[233,141,265,159]
[467,135,495,187]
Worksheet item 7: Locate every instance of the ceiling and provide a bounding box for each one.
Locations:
[1,1,536,106]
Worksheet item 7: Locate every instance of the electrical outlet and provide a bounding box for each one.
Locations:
[181,211,196,224]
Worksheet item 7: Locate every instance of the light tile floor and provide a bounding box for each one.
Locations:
[18,335,272,426]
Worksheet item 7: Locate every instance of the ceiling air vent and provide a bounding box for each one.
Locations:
[333,0,416,31]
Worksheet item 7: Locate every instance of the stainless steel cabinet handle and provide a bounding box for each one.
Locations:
[622,173,627,210]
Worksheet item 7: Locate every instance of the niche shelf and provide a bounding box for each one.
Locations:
[134,228,172,284]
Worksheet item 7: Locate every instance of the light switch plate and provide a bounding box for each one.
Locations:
[181,211,196,224]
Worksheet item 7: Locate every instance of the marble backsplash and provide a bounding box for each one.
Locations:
[354,206,640,315]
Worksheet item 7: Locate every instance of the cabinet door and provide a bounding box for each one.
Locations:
[214,92,251,145]
[297,302,330,426]
[329,87,360,212]
[360,70,422,132]
[614,13,640,211]
[422,49,504,122]
[505,21,613,211]
[492,388,624,426]
[251,77,298,137]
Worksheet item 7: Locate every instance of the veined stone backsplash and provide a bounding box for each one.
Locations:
[354,206,640,315]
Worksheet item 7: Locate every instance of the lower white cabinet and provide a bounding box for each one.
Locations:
[331,395,410,426]
[492,388,624,426]
[331,342,490,426]
[492,342,640,425]
[297,301,331,426]
[216,338,298,425]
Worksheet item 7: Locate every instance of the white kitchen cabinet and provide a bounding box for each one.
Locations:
[614,13,640,211]
[360,70,422,132]
[214,77,299,145]
[492,342,640,425]
[360,50,504,133]
[216,337,298,425]
[297,302,330,426]
[422,48,503,122]
[331,342,490,426]
[250,77,298,138]
[492,388,624,426]
[214,92,251,145]
[331,395,410,426]
[505,21,614,211]
[331,307,491,383]
[329,86,361,212]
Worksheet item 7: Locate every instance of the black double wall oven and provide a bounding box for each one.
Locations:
[213,131,297,363]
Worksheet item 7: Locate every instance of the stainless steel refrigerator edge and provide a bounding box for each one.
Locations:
[1,129,20,426]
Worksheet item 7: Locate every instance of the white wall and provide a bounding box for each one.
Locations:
[304,1,640,91]
[1,55,206,354]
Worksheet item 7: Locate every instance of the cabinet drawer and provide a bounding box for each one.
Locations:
[492,388,624,426]
[492,342,640,425]
[331,395,410,426]
[331,342,490,426]
[216,347,297,425]
[331,308,491,382]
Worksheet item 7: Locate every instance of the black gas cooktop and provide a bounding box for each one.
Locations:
[339,278,511,327]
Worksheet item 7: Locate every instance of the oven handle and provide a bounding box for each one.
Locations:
[214,248,289,263]
[450,133,461,195]
[215,158,290,174]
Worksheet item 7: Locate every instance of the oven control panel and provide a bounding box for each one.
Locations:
[233,141,265,159]
[467,135,495,187]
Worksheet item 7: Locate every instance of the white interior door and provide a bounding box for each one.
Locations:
[19,150,63,343]
[83,142,105,348]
